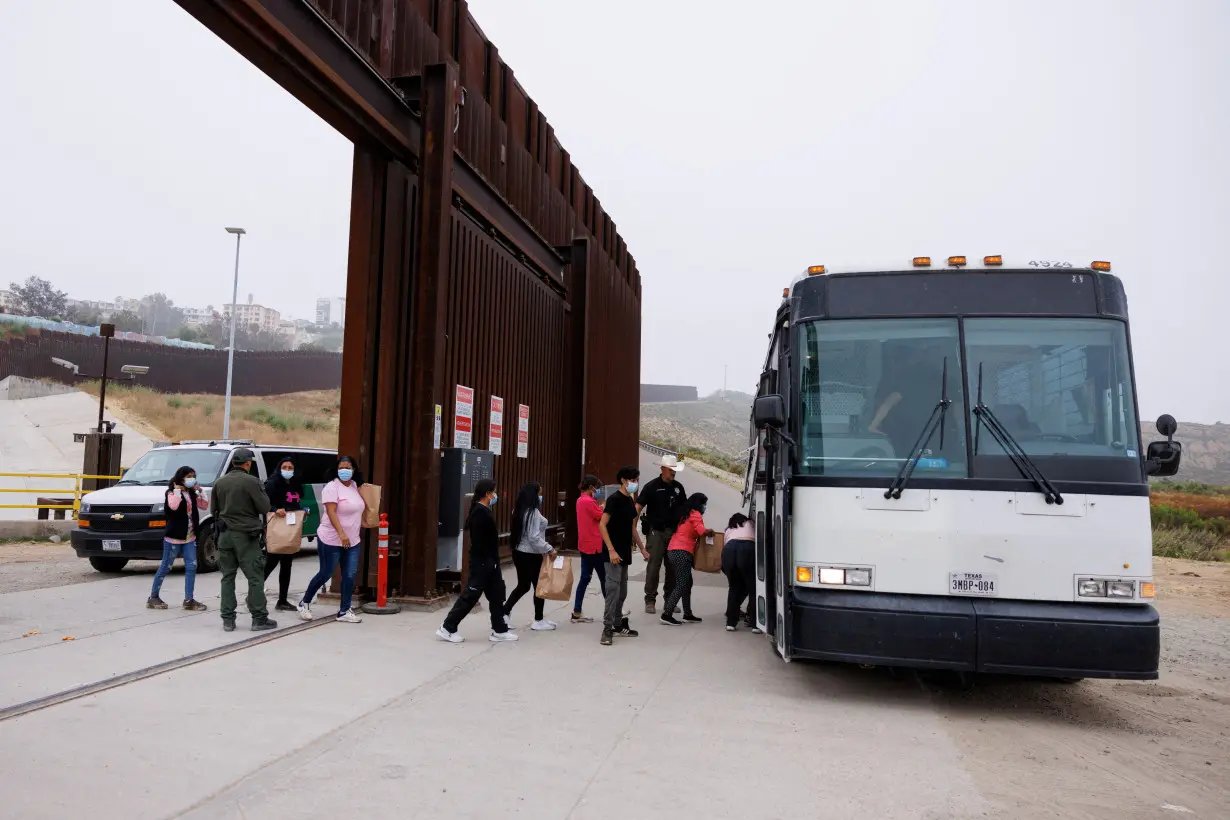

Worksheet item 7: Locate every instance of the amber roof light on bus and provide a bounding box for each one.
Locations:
[984,255,1003,266]
[913,257,931,267]
[948,256,967,267]
[1091,260,1112,272]
[807,265,826,276]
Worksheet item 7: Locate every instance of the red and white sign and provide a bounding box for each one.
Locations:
[488,395,504,455]
[454,385,474,448]
[517,404,530,459]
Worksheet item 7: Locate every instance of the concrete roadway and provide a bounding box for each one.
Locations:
[0,453,1221,818]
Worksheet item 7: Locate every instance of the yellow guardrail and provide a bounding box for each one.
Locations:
[0,472,126,513]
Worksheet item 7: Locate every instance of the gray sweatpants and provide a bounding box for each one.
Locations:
[603,561,629,631]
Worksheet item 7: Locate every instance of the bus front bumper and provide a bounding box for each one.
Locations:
[789,588,1159,680]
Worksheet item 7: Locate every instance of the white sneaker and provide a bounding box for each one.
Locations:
[489,630,519,643]
[435,626,464,643]
[752,627,764,635]
[504,614,517,630]
[297,602,313,621]
[725,625,736,632]
[336,610,362,623]
[530,620,557,631]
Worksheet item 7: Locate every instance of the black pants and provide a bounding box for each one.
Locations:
[663,550,694,617]
[504,550,545,622]
[264,552,294,604]
[722,539,756,627]
[443,563,508,634]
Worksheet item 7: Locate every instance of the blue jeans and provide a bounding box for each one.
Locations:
[151,539,197,601]
[302,540,360,613]
[574,552,608,613]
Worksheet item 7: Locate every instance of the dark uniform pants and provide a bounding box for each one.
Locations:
[219,529,267,622]
[443,563,508,634]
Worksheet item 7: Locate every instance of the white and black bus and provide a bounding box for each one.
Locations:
[746,257,1181,680]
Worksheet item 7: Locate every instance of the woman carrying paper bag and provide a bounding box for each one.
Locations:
[263,456,308,613]
[503,482,560,631]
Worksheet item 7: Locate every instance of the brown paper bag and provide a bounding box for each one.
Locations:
[694,533,723,573]
[359,483,382,528]
[536,554,574,601]
[265,511,304,555]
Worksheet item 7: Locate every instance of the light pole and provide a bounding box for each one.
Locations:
[223,227,245,439]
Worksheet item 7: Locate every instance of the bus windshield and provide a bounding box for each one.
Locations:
[120,449,231,487]
[964,318,1141,468]
[798,318,968,477]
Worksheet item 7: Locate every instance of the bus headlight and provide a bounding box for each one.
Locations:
[818,568,845,585]
[1107,581,1135,599]
[1078,579,1107,597]
[844,568,872,587]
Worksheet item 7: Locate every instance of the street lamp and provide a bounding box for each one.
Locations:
[50,324,150,433]
[223,226,245,439]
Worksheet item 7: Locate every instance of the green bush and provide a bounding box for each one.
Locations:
[1152,527,1228,562]
[1151,505,1230,537]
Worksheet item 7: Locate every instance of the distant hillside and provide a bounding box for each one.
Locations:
[640,393,1230,485]
[640,392,752,460]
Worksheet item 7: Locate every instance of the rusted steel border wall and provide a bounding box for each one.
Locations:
[172,0,641,597]
[0,329,342,395]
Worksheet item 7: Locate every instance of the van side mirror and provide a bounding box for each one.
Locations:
[754,395,786,430]
[1145,414,1182,477]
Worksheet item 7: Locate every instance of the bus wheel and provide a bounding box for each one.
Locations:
[89,556,128,573]
[197,526,220,573]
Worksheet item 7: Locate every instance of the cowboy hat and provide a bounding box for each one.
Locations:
[659,454,685,472]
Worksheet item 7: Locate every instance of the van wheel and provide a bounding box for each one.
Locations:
[197,525,220,573]
[89,556,129,573]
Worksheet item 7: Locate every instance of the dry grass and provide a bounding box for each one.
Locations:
[1152,527,1230,562]
[1152,492,1230,520]
[84,383,341,449]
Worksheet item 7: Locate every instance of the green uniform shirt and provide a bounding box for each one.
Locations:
[212,467,272,534]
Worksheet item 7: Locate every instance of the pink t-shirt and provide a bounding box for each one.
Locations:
[316,479,365,546]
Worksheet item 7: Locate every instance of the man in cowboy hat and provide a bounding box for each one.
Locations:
[635,454,687,614]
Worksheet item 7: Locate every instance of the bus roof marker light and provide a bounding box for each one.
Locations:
[1091,260,1112,272]
[984,255,1003,266]
[807,265,826,276]
[912,257,931,267]
[947,256,967,267]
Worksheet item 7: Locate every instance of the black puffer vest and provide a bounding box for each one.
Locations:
[165,487,202,541]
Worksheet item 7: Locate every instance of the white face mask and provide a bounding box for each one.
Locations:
[184,477,197,489]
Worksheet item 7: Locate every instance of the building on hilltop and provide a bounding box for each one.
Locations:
[223,295,281,334]
[315,296,346,328]
[182,306,215,326]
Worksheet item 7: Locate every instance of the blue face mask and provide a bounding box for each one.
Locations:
[281,470,294,480]
[700,504,707,514]
[337,468,354,482]
[627,481,639,494]
[489,493,498,507]
[184,477,197,489]
[538,495,543,506]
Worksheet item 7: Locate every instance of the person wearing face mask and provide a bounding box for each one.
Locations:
[297,455,367,624]
[502,481,558,631]
[661,493,713,626]
[436,479,517,644]
[598,466,648,646]
[571,475,608,624]
[146,465,209,612]
[213,447,274,632]
[263,456,308,613]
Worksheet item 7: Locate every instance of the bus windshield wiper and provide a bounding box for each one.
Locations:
[885,358,951,499]
[116,479,143,486]
[972,364,1064,505]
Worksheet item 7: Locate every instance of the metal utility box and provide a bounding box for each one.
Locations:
[437,448,494,571]
[82,432,123,492]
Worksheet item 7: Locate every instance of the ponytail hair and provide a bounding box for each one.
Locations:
[465,478,497,529]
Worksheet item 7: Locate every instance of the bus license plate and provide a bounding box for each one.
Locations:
[950,572,997,596]
[102,541,122,552]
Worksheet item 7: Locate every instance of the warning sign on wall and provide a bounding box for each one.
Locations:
[517,404,529,459]
[489,395,504,455]
[454,385,474,448]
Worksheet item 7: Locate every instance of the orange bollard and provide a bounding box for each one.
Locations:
[362,512,402,615]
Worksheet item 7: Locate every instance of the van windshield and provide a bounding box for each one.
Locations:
[120,449,230,487]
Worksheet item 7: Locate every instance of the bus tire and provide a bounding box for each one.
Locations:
[89,556,129,573]
[196,524,220,574]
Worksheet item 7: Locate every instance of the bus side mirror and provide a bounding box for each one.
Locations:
[1145,414,1181,477]
[754,395,786,430]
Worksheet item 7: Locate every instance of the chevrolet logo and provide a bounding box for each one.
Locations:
[111,513,125,521]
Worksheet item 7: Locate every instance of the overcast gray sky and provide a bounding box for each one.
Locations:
[1,1,1227,423]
